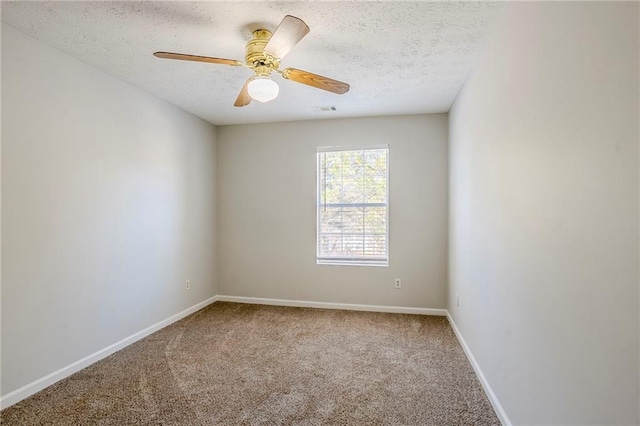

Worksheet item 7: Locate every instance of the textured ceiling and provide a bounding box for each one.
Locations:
[1,1,502,125]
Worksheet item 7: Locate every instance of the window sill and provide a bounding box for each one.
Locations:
[317,260,389,268]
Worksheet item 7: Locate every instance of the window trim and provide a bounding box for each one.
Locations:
[316,145,389,267]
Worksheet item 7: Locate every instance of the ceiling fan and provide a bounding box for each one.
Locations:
[153,15,350,107]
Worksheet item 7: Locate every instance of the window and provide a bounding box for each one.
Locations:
[316,146,389,266]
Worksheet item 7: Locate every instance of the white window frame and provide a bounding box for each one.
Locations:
[316,144,389,267]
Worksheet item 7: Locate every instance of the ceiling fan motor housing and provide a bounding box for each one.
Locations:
[246,29,279,71]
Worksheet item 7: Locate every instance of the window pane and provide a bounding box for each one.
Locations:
[317,147,388,265]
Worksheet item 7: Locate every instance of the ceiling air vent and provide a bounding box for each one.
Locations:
[312,106,337,112]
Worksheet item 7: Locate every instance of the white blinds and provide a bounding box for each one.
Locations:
[316,146,389,266]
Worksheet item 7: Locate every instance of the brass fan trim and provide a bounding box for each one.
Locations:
[245,29,279,72]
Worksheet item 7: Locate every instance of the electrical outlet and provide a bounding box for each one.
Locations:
[456,292,460,307]
[394,278,401,289]
[185,280,191,291]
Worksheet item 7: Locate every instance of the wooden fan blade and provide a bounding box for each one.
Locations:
[281,68,350,94]
[234,79,252,107]
[154,52,242,66]
[264,15,310,60]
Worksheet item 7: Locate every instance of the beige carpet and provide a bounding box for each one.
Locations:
[1,302,499,425]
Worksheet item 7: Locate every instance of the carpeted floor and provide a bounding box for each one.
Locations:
[1,302,500,425]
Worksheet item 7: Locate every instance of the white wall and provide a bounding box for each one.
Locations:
[1,25,218,395]
[217,115,448,308]
[449,2,639,424]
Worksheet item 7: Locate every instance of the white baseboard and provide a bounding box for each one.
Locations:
[0,296,218,410]
[216,295,447,316]
[446,311,511,426]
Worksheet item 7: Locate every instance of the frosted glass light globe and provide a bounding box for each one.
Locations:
[247,77,279,103]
